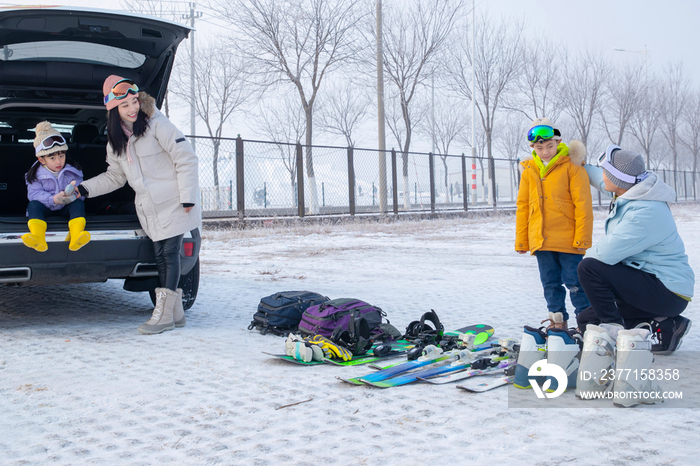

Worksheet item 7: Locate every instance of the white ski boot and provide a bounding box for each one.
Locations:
[546,328,582,393]
[576,323,622,399]
[513,326,547,389]
[613,329,663,408]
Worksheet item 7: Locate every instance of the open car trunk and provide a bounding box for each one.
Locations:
[0,140,141,233]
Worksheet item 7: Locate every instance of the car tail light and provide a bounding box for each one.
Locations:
[184,242,194,257]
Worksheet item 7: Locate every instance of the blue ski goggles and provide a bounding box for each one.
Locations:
[597,144,649,184]
[527,125,557,143]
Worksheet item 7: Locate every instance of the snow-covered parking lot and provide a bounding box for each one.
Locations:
[1,205,699,465]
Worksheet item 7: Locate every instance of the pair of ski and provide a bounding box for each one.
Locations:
[339,334,518,390]
[338,345,511,388]
[264,324,494,367]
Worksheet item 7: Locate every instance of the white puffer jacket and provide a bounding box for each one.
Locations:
[81,93,201,241]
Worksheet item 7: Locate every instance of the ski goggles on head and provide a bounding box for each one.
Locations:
[103,79,139,105]
[35,134,66,155]
[527,125,556,143]
[597,144,649,184]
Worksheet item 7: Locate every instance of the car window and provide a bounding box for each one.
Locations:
[1,41,145,68]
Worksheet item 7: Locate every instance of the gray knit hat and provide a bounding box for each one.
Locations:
[603,148,646,190]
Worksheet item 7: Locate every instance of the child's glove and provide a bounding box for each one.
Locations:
[53,191,74,205]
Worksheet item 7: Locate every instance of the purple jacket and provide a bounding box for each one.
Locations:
[26,162,84,211]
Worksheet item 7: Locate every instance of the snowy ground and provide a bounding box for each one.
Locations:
[1,204,699,465]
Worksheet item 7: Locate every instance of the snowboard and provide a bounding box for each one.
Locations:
[264,340,414,366]
[456,375,513,392]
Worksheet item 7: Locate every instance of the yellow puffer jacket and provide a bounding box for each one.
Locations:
[515,141,593,255]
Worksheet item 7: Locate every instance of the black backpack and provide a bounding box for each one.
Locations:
[248,291,330,336]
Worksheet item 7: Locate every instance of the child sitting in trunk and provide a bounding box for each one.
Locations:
[22,121,91,252]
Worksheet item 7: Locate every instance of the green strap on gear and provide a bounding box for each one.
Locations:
[306,335,353,361]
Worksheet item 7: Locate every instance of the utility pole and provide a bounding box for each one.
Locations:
[470,0,477,206]
[182,3,202,154]
[377,0,387,214]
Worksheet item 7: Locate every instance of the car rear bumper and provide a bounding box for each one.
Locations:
[0,229,199,286]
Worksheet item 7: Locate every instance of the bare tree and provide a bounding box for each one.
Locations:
[679,88,700,175]
[446,13,524,207]
[170,42,254,207]
[255,94,307,206]
[660,61,690,188]
[121,0,182,18]
[497,116,529,201]
[121,0,187,117]
[378,0,464,209]
[558,50,609,149]
[316,80,369,147]
[629,76,662,168]
[419,101,469,203]
[600,62,645,145]
[505,36,564,123]
[217,0,363,214]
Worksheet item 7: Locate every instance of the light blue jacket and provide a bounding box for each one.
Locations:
[584,165,694,298]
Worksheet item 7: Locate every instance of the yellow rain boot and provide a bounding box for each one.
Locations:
[21,219,48,252]
[67,217,91,251]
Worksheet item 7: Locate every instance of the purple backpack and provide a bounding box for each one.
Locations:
[298,298,395,355]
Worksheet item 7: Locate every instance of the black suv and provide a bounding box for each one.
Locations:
[0,7,201,309]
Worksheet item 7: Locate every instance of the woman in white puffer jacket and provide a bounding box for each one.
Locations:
[78,75,201,335]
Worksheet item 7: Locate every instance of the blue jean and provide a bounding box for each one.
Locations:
[535,250,590,321]
[27,199,85,221]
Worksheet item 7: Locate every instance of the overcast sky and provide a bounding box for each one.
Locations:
[3,0,698,84]
[489,0,700,83]
[3,0,698,82]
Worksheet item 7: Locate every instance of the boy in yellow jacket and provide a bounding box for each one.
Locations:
[515,118,594,329]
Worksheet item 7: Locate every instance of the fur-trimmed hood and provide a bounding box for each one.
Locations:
[520,140,587,166]
[138,92,157,117]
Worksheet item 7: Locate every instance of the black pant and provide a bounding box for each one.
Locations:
[576,257,688,330]
[27,199,85,220]
[153,234,184,291]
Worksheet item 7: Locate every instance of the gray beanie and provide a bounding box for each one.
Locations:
[604,149,646,190]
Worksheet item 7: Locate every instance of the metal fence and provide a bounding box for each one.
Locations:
[191,135,699,219]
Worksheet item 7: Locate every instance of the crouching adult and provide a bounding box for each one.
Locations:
[576,145,694,355]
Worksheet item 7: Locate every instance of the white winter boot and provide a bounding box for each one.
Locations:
[173,288,186,328]
[576,323,622,399]
[138,287,177,335]
[613,329,663,408]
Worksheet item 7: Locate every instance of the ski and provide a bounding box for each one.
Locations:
[349,334,511,385]
[363,355,511,388]
[418,360,515,385]
[456,375,513,392]
[354,345,494,385]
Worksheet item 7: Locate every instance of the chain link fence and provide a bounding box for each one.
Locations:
[191,135,699,219]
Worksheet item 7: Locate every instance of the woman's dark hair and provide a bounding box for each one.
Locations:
[106,105,150,156]
[25,157,83,184]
